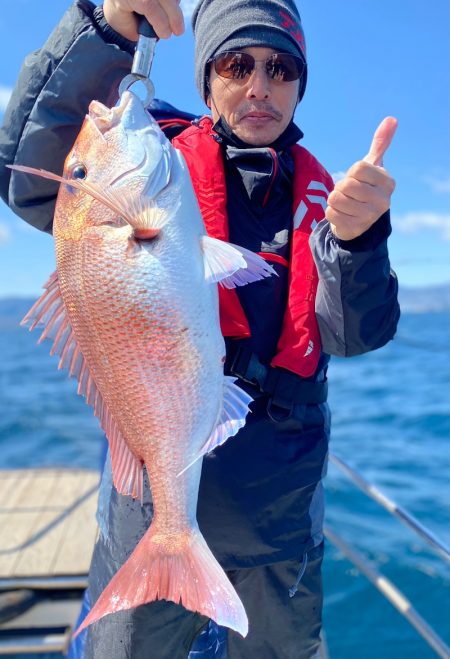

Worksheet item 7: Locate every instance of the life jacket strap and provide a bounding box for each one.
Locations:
[229,346,328,407]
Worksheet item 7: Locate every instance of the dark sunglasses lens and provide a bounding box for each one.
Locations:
[213,52,305,82]
[214,52,254,80]
[267,54,304,82]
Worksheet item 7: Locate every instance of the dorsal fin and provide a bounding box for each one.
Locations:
[23,272,144,502]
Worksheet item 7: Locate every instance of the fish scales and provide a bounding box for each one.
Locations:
[57,221,218,529]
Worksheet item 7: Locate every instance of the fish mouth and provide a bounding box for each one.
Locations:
[87,91,136,134]
[88,91,155,140]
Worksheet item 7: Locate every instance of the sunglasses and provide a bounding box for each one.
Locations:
[209,51,305,83]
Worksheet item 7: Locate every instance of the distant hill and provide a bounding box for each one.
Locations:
[0,283,449,325]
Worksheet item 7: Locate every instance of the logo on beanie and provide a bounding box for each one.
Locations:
[279,10,306,55]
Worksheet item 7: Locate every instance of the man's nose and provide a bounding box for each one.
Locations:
[246,64,271,99]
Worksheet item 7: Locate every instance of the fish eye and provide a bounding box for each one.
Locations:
[70,164,87,180]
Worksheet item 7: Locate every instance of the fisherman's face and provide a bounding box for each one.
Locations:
[207,46,300,146]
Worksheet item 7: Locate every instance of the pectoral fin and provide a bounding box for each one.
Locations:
[8,164,174,237]
[201,235,276,288]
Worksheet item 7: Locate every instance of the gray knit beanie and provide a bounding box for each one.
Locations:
[191,0,307,103]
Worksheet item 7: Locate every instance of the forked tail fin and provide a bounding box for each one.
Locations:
[73,525,248,638]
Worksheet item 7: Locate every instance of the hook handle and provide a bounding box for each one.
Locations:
[130,13,158,81]
[137,14,158,39]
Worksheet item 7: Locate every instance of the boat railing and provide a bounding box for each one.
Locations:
[325,452,450,659]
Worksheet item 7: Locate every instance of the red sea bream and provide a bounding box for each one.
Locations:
[11,90,275,636]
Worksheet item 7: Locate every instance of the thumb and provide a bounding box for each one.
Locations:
[364,116,398,167]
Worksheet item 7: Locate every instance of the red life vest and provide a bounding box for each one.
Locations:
[172,117,334,378]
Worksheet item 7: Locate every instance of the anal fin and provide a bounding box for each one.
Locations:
[178,377,252,476]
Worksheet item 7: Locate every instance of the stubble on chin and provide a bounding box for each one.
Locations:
[234,124,279,146]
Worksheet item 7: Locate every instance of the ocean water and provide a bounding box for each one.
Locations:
[323,311,450,658]
[0,302,449,658]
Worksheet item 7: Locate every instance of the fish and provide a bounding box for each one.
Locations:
[9,90,276,637]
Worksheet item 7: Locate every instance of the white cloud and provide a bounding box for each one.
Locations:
[424,175,450,194]
[180,0,198,19]
[331,171,347,183]
[393,211,450,241]
[0,222,10,244]
[0,85,12,112]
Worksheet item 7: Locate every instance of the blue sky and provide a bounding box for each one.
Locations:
[0,0,448,296]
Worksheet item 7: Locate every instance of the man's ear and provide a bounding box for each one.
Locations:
[206,94,212,109]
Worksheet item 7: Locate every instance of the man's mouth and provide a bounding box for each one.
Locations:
[243,111,274,119]
[240,112,280,126]
[238,105,283,124]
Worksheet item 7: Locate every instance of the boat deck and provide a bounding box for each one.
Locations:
[0,468,99,583]
[0,469,99,654]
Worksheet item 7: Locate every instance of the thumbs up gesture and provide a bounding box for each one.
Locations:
[326,117,398,241]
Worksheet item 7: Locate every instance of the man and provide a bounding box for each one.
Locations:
[0,0,399,657]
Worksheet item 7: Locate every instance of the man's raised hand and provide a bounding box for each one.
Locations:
[325,117,398,241]
[104,0,185,41]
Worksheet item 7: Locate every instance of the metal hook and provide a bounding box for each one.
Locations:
[118,15,158,108]
[119,74,155,108]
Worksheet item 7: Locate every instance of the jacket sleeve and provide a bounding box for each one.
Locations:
[0,0,134,233]
[309,210,400,357]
